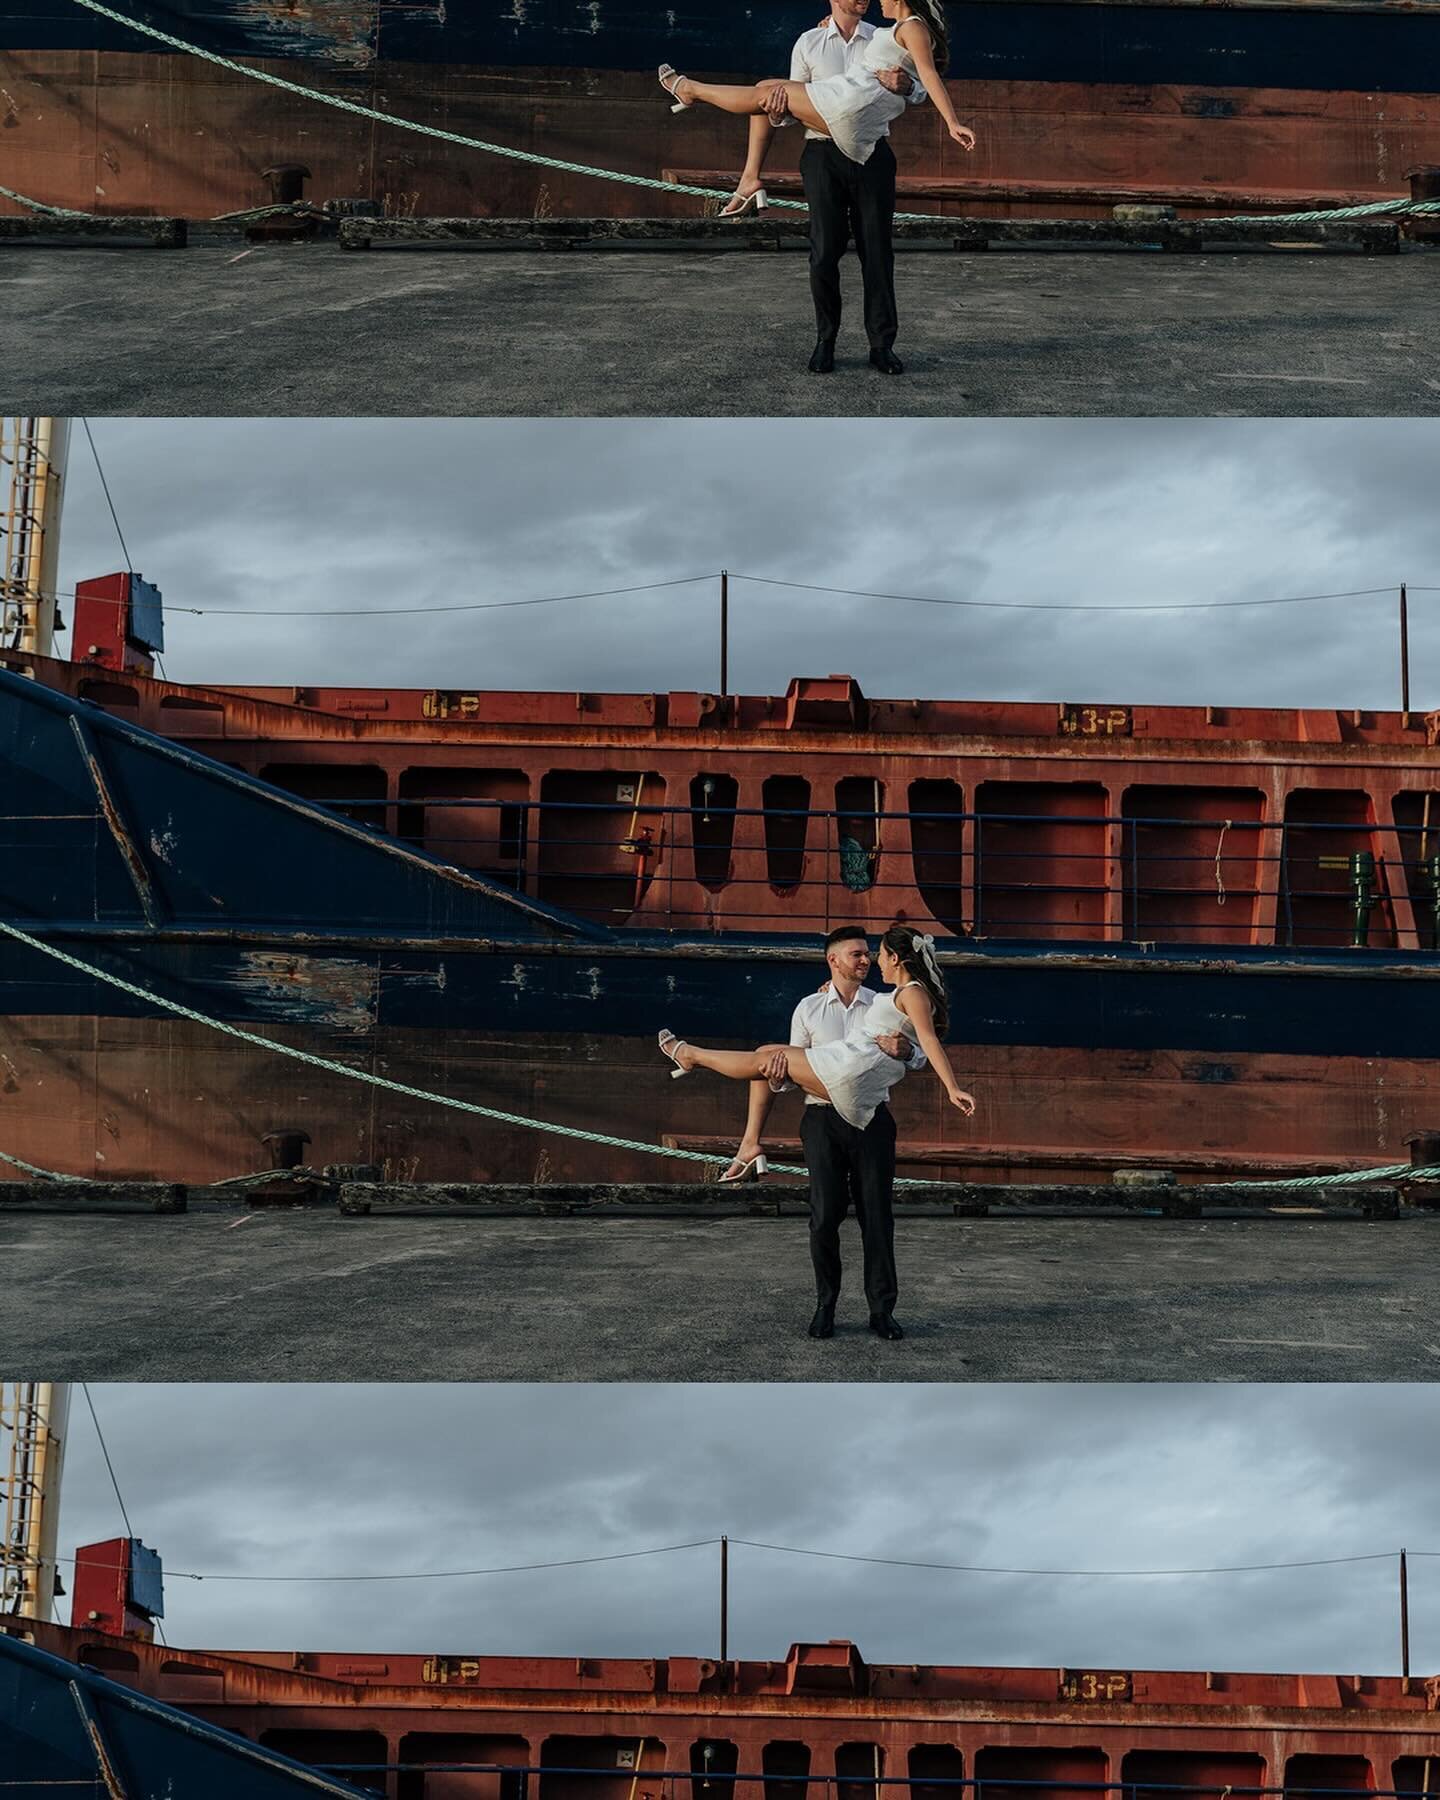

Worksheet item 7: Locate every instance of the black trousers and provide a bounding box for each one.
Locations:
[799,136,899,352]
[801,1102,899,1314]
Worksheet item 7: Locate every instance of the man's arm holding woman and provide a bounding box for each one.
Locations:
[765,22,920,122]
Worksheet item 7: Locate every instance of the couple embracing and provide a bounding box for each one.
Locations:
[660,0,975,374]
[659,923,975,1342]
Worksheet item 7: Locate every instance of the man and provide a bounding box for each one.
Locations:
[724,925,925,1340]
[736,0,922,374]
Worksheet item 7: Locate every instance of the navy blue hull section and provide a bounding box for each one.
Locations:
[7,0,1440,98]
[0,1630,372,1800]
[5,930,1439,1062]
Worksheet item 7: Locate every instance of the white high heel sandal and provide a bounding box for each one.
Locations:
[718,1152,769,1184]
[658,65,692,112]
[720,187,769,217]
[658,1028,692,1078]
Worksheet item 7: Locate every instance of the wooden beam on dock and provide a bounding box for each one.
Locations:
[0,214,186,248]
[0,1182,187,1212]
[333,1180,1411,1219]
[337,216,1398,255]
[0,1179,1417,1219]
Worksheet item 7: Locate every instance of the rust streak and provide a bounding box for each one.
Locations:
[69,716,161,929]
[68,1684,129,1800]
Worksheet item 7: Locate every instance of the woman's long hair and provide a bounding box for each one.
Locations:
[900,0,950,74]
[881,923,950,1036]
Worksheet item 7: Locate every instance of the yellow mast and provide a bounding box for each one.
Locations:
[0,1382,72,1622]
[1,417,71,657]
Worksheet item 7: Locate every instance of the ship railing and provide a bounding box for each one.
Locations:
[293,795,1439,951]
[297,1767,1439,1800]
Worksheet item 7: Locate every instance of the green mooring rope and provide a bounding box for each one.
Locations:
[0,180,90,220]
[2,917,1437,1195]
[0,1146,86,1182]
[0,0,1418,230]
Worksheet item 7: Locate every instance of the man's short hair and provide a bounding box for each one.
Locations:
[824,925,869,953]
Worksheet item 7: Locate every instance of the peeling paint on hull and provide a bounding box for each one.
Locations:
[222,950,378,1033]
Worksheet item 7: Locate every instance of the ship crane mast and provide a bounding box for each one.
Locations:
[0,1382,72,1622]
[1,417,71,657]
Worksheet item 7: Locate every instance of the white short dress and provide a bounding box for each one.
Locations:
[805,22,924,166]
[805,982,924,1130]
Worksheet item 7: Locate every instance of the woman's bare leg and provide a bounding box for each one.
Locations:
[673,1040,831,1102]
[724,1078,777,1179]
[670,75,829,135]
[734,114,776,198]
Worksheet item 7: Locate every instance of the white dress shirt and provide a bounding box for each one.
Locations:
[789,984,929,1107]
[789,17,928,142]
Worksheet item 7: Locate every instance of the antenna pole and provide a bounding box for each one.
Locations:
[720,1535,729,1663]
[1401,1548,1411,1679]
[720,571,729,699]
[1400,584,1410,724]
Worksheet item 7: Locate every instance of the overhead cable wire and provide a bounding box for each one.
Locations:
[79,419,134,574]
[7,576,1415,620]
[57,1536,723,1585]
[41,1537,1440,1587]
[727,1540,1431,1578]
[731,575,1404,614]
[78,1384,136,1540]
[12,573,718,618]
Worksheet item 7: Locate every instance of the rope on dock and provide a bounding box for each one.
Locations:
[3,918,1439,1195]
[0,181,90,219]
[0,1146,85,1182]
[48,0,1440,230]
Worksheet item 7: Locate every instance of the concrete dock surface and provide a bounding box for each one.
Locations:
[3,244,1438,418]
[2,1208,1436,1381]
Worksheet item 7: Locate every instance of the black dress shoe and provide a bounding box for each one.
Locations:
[808,1304,836,1339]
[869,347,904,375]
[808,340,836,374]
[868,1312,905,1340]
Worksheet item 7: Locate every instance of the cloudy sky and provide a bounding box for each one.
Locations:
[49,1382,1440,1673]
[52,418,1440,709]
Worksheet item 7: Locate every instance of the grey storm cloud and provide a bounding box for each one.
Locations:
[57,417,1440,708]
[51,1383,1440,1672]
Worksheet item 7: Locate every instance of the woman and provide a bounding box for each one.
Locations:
[658,923,976,1160]
[659,0,975,217]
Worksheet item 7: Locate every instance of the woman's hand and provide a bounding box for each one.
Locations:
[949,122,976,151]
[948,1087,976,1116]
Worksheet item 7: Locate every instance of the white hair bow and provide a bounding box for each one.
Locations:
[913,930,943,986]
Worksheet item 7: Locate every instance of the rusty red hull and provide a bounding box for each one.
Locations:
[14,1621,1440,1800]
[4,51,1440,220]
[3,1019,1435,1187]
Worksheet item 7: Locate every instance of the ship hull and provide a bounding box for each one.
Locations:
[4,659,1437,1188]
[4,931,1436,1183]
[6,0,1440,219]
